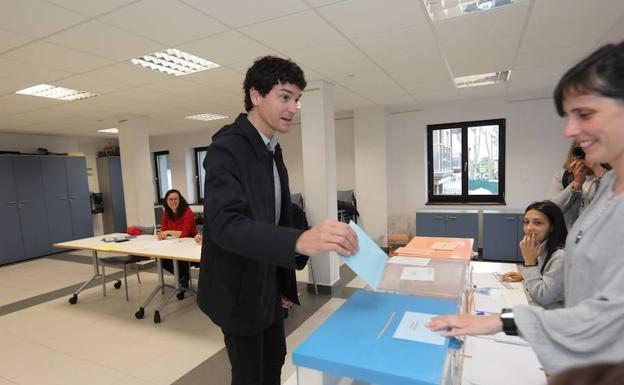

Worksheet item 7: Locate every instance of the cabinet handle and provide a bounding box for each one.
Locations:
[7,201,18,205]
[70,196,77,199]
[19,200,29,204]
[505,216,515,221]
[447,216,457,220]
[60,197,68,200]
[434,215,444,220]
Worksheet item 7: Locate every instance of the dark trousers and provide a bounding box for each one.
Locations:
[222,301,286,385]
[161,259,190,286]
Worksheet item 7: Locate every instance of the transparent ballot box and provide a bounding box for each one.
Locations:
[377,258,470,300]
[292,290,464,385]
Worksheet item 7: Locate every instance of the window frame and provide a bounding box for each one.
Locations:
[426,118,506,205]
[194,146,208,204]
[153,150,171,204]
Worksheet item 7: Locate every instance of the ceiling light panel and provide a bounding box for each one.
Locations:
[186,113,228,121]
[423,0,527,21]
[16,84,98,101]
[454,70,511,88]
[97,128,119,134]
[130,48,220,76]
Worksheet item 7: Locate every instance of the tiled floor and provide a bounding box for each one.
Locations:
[0,254,358,385]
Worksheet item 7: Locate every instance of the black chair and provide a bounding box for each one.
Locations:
[100,226,154,301]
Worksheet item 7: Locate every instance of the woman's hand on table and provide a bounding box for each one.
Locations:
[501,272,524,282]
[426,314,503,337]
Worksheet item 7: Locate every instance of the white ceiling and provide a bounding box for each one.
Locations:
[0,0,622,137]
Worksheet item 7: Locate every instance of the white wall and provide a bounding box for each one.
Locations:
[145,97,570,236]
[281,118,355,195]
[0,132,115,235]
[149,127,219,204]
[386,97,569,234]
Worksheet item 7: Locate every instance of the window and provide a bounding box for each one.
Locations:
[427,119,505,204]
[194,146,208,204]
[153,150,172,203]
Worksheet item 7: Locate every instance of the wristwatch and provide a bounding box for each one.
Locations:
[500,308,518,336]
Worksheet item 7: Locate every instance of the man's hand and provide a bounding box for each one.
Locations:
[295,220,358,257]
[426,314,503,337]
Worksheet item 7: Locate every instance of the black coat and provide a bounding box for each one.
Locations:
[197,113,307,336]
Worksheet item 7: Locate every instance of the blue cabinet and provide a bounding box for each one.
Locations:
[415,213,446,237]
[416,210,478,249]
[65,157,93,239]
[42,156,93,250]
[482,211,524,262]
[11,156,51,260]
[1,155,92,266]
[97,156,127,233]
[0,157,25,264]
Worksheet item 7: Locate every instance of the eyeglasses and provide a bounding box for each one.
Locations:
[167,197,179,202]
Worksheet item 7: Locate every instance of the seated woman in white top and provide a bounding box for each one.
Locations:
[502,200,567,309]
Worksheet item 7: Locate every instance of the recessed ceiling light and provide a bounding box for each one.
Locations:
[97,128,119,134]
[423,0,526,21]
[130,48,220,76]
[16,84,98,101]
[454,70,511,88]
[186,113,228,122]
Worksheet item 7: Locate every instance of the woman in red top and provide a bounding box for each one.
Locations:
[157,189,197,288]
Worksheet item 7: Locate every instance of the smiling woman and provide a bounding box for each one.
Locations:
[427,41,624,375]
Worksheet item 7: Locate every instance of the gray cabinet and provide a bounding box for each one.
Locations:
[1,155,92,266]
[42,156,93,249]
[97,157,127,233]
[416,210,478,250]
[0,157,25,264]
[482,210,524,262]
[4,156,52,261]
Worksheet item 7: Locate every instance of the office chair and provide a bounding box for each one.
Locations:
[100,226,153,301]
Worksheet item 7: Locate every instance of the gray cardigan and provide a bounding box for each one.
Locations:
[548,169,598,228]
[523,248,564,309]
[515,170,624,374]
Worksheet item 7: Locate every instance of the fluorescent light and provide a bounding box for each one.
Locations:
[186,113,228,121]
[130,48,220,76]
[454,70,511,88]
[423,0,526,21]
[16,84,98,101]
[97,128,119,134]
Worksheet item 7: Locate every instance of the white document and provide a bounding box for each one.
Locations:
[493,332,529,346]
[472,273,507,289]
[473,292,505,314]
[388,256,431,266]
[393,311,445,346]
[400,267,435,281]
[464,336,544,385]
[430,241,457,251]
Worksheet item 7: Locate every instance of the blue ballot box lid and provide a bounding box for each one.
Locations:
[292,290,458,385]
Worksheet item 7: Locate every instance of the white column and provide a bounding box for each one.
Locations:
[354,107,388,247]
[300,80,340,289]
[117,114,156,227]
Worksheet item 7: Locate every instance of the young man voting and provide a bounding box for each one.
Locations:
[197,56,358,385]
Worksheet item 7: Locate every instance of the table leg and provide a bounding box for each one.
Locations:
[68,250,119,305]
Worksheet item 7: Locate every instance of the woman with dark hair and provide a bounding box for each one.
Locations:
[157,189,197,287]
[549,142,609,228]
[501,201,567,309]
[427,41,624,375]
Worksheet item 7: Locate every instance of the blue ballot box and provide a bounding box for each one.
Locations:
[292,290,463,385]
